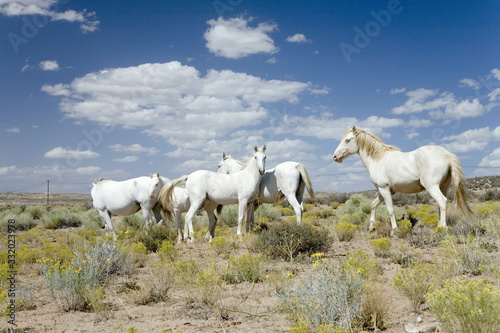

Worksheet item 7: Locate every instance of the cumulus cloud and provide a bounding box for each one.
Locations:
[286,33,311,43]
[0,166,17,175]
[274,114,403,140]
[459,78,479,89]
[204,17,278,59]
[478,148,500,168]
[392,88,485,120]
[44,147,99,159]
[390,87,406,95]
[39,60,59,71]
[42,62,310,147]
[113,156,138,163]
[109,144,159,156]
[41,83,71,96]
[75,166,100,174]
[0,0,99,32]
[441,126,500,153]
[5,127,20,133]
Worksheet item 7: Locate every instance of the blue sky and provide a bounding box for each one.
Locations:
[1,0,499,194]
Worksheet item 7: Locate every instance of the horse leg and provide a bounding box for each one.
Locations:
[426,185,448,227]
[204,202,218,241]
[237,199,249,237]
[98,210,116,238]
[184,200,203,243]
[174,208,183,244]
[141,207,153,230]
[286,193,303,224]
[152,203,163,226]
[369,194,384,231]
[246,202,256,232]
[378,188,397,235]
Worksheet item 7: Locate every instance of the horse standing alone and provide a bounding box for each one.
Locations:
[333,126,472,234]
[91,173,165,236]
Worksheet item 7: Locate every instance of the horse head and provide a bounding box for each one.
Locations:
[148,172,162,199]
[253,145,266,175]
[333,126,358,163]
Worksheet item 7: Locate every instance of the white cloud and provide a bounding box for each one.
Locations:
[478,148,500,167]
[392,88,485,120]
[41,83,71,96]
[109,144,159,156]
[44,147,99,159]
[39,60,59,71]
[390,87,406,95]
[441,126,500,153]
[113,156,138,163]
[204,17,278,59]
[0,0,99,32]
[286,33,311,43]
[5,127,20,133]
[274,114,403,140]
[459,78,479,89]
[43,62,310,145]
[0,166,17,175]
[407,117,433,128]
[75,166,100,174]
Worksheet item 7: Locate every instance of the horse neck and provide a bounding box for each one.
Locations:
[242,155,261,178]
[228,159,244,173]
[357,148,379,172]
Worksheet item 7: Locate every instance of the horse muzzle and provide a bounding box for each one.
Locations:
[149,194,155,199]
[333,154,343,163]
[259,169,265,175]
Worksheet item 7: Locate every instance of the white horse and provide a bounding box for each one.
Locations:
[157,184,191,244]
[159,145,266,242]
[217,153,315,227]
[91,173,165,236]
[333,126,472,234]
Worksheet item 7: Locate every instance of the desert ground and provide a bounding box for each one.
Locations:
[1,176,499,333]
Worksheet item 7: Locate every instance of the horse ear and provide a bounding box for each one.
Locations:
[149,173,153,178]
[254,145,258,152]
[156,172,159,177]
[352,126,357,133]
[262,145,266,152]
[222,152,226,159]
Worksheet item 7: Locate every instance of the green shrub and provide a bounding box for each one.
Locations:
[369,238,391,258]
[330,201,340,209]
[277,205,294,216]
[338,194,372,226]
[255,222,332,262]
[218,205,239,227]
[134,261,175,305]
[393,262,437,312]
[333,222,357,242]
[439,235,490,276]
[422,213,439,228]
[426,277,500,333]
[41,207,82,229]
[42,240,130,312]
[341,250,383,280]
[209,236,235,258]
[320,209,335,219]
[282,261,364,332]
[222,253,263,283]
[157,240,179,262]
[396,219,412,238]
[24,205,47,220]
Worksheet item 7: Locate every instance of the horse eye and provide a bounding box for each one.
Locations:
[345,139,350,143]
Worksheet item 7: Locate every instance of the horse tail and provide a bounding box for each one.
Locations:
[296,164,315,199]
[158,176,188,218]
[216,204,223,215]
[446,153,473,218]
